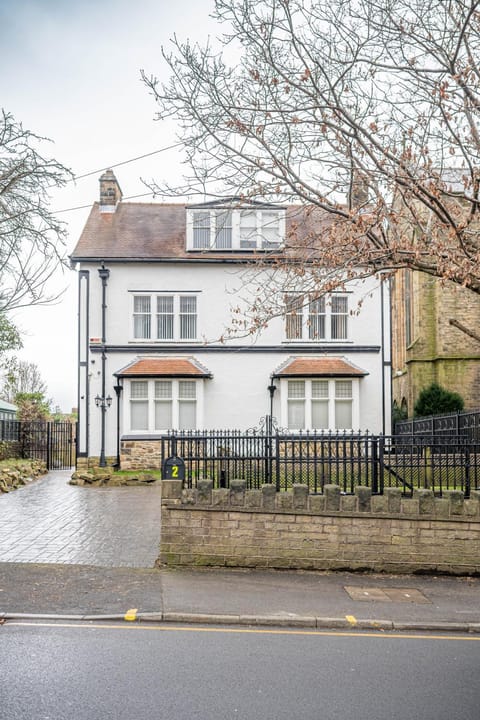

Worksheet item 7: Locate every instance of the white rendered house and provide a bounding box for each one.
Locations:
[70,170,391,469]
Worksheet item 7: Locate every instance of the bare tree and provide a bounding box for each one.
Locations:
[0,110,72,313]
[143,0,480,298]
[0,358,48,404]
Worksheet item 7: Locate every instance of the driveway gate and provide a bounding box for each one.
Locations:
[0,420,76,470]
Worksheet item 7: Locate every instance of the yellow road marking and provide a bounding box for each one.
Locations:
[124,608,138,622]
[4,621,480,642]
[346,615,357,626]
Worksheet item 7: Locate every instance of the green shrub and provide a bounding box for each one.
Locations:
[392,400,408,424]
[414,382,464,418]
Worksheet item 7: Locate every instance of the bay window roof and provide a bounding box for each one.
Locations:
[272,356,368,378]
[115,357,212,378]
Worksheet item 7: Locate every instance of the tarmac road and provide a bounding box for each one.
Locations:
[2,621,480,720]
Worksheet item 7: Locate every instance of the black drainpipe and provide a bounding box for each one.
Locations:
[113,381,123,468]
[98,263,110,467]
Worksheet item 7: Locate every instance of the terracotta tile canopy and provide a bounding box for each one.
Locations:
[115,357,212,378]
[272,356,368,378]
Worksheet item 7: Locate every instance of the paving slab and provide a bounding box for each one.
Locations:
[0,564,163,615]
[0,564,479,626]
[0,470,162,567]
[159,567,480,625]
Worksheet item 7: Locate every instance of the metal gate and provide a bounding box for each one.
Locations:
[0,420,76,470]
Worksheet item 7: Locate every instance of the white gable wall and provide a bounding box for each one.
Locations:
[78,260,391,463]
[87,261,386,346]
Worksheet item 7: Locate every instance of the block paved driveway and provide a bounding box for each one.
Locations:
[0,471,162,568]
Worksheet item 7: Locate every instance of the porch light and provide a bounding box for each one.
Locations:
[95,394,112,409]
[267,383,277,400]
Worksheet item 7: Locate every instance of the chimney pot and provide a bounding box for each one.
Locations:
[99,169,122,212]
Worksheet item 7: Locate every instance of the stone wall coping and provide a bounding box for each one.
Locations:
[162,503,478,524]
[162,480,479,523]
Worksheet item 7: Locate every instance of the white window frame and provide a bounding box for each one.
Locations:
[284,293,350,342]
[131,293,198,342]
[280,377,359,430]
[186,208,286,251]
[126,378,204,433]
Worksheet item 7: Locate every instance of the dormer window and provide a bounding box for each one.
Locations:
[192,211,210,249]
[192,210,233,249]
[187,203,285,251]
[216,211,233,249]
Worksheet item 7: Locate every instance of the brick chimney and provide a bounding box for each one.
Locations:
[99,169,122,212]
[348,170,369,210]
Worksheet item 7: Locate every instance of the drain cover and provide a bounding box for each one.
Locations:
[344,586,430,604]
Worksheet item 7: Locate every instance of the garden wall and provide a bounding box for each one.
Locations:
[159,480,480,575]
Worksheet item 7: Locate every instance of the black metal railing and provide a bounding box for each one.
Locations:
[161,430,480,497]
[0,420,75,469]
[395,409,480,441]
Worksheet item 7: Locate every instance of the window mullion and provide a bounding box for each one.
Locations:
[232,210,240,250]
[172,380,179,429]
[148,380,154,432]
[149,294,154,340]
[174,295,179,341]
[328,380,335,428]
[306,380,312,429]
[210,211,215,250]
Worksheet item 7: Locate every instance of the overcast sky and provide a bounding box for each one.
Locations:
[1,0,216,411]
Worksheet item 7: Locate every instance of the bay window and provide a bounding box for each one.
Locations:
[130,380,149,430]
[129,379,201,432]
[284,378,357,430]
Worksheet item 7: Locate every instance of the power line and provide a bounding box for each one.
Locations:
[72,142,183,182]
[52,141,184,213]
[54,191,156,215]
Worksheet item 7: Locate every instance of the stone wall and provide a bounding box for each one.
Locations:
[0,460,47,493]
[76,455,116,471]
[76,438,162,470]
[0,440,21,462]
[120,439,162,470]
[160,480,480,575]
[391,270,480,415]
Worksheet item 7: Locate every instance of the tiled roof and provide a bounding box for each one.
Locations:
[70,202,335,261]
[115,357,212,378]
[272,357,368,378]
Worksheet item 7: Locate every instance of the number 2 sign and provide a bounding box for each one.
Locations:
[163,456,185,481]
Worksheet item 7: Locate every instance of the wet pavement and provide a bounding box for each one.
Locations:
[0,563,479,628]
[0,470,479,629]
[0,471,162,567]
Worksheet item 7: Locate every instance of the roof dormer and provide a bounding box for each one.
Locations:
[185,199,286,252]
